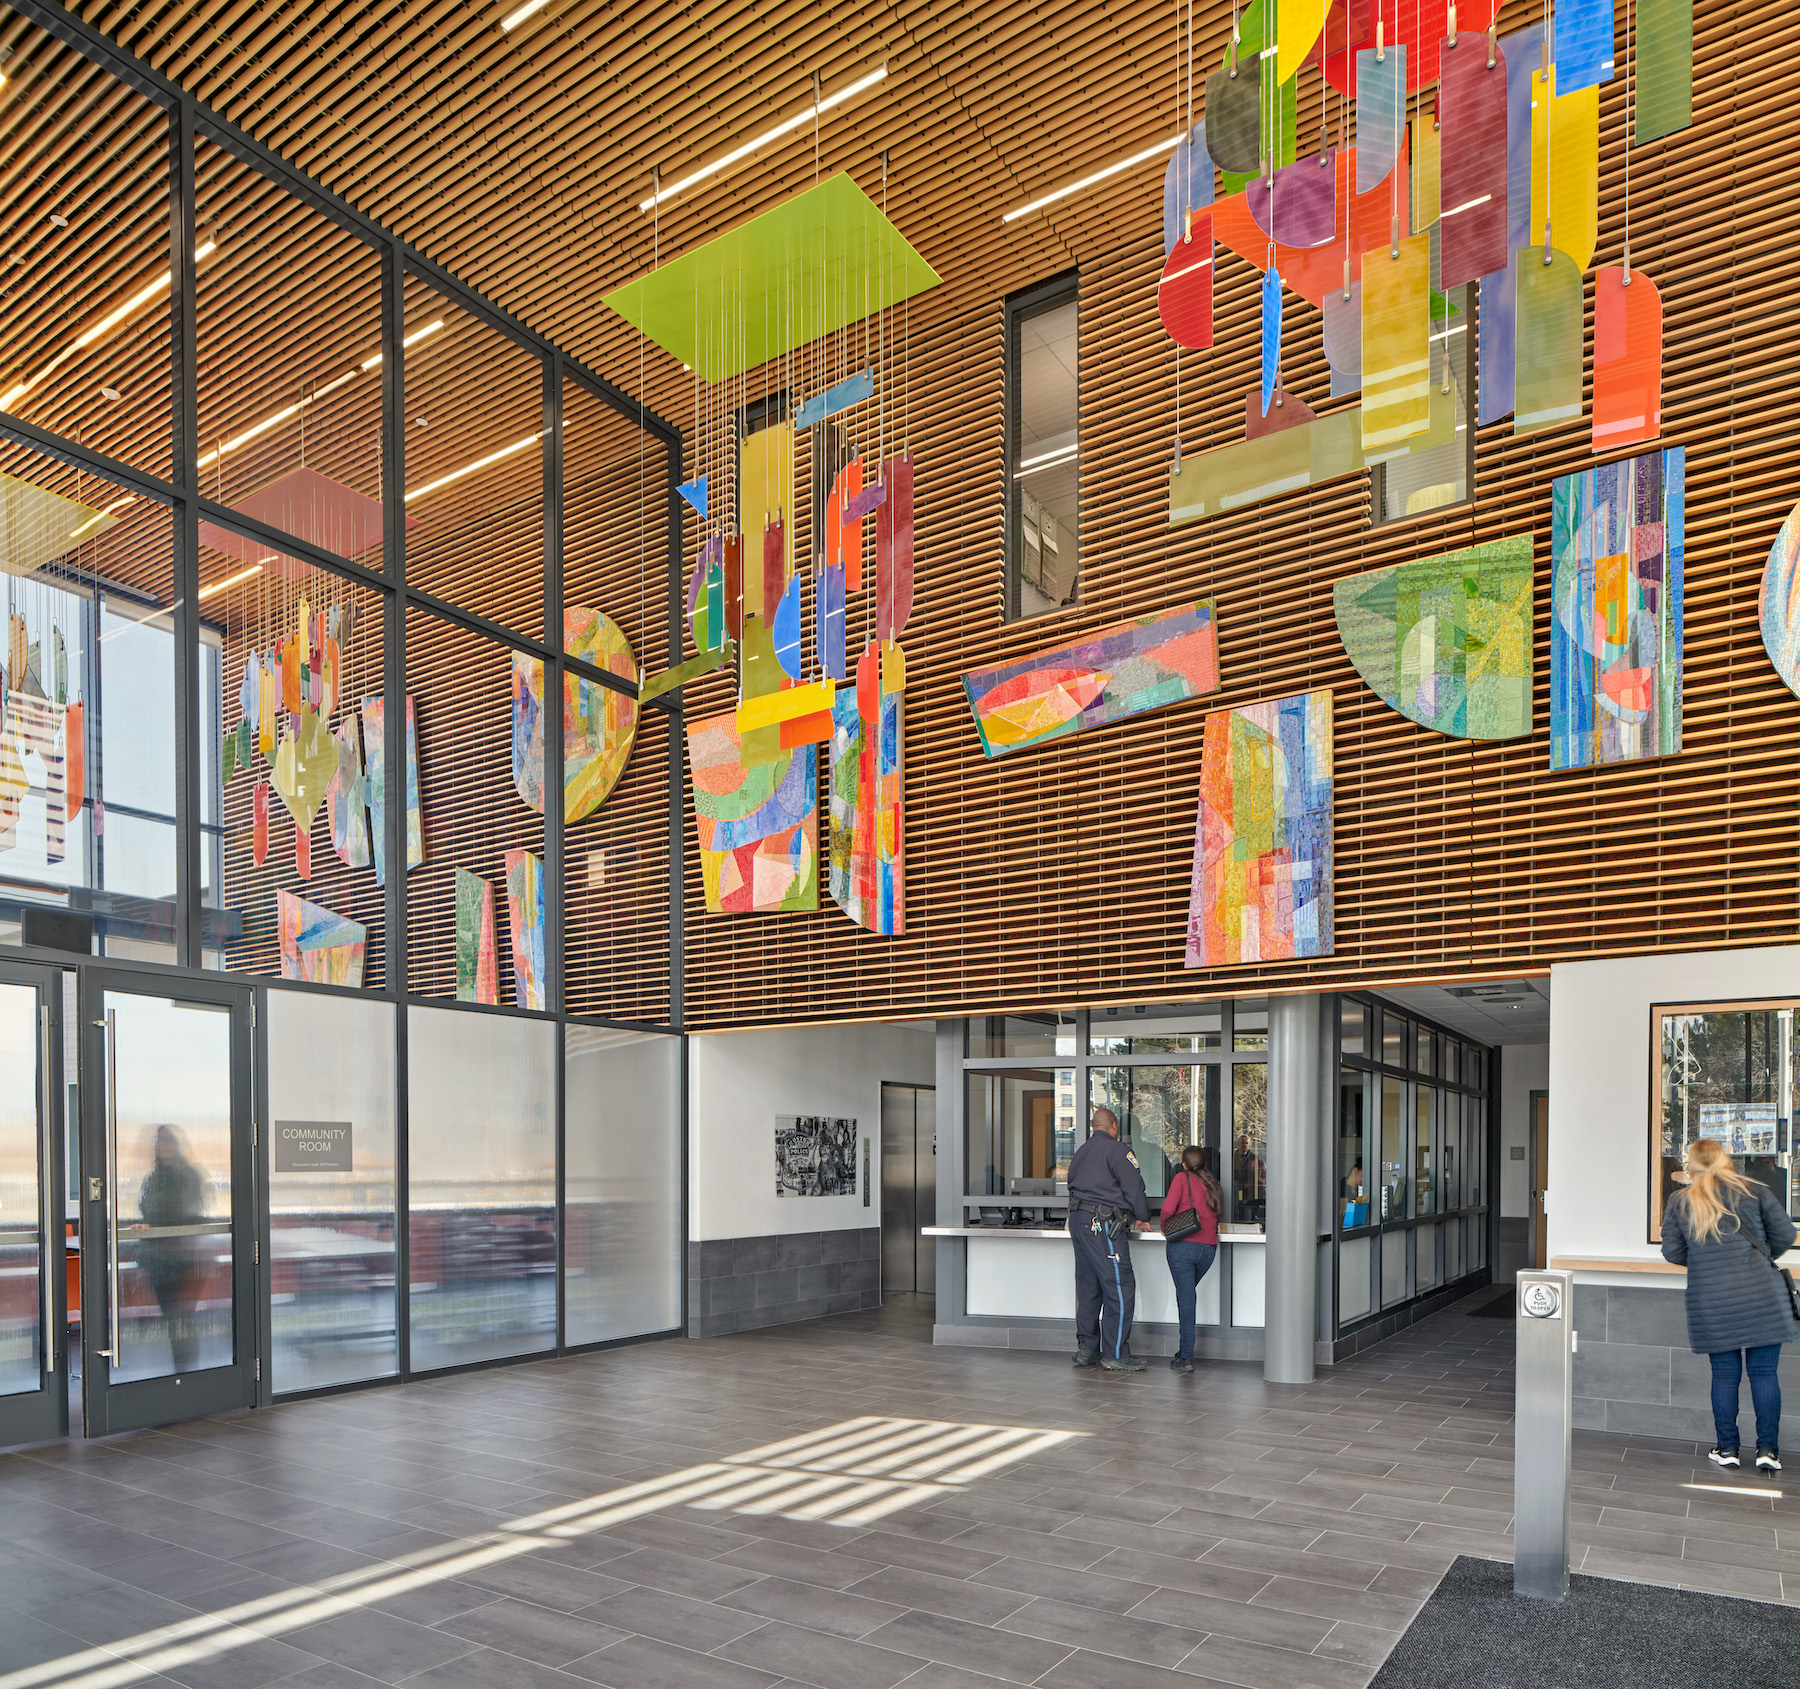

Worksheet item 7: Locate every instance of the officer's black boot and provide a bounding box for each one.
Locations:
[1071,1346,1100,1367]
[1100,1351,1147,1373]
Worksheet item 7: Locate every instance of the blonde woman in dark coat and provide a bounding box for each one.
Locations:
[1661,1139,1800,1474]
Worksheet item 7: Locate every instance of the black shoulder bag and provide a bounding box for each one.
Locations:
[1162,1172,1205,1245]
[1747,1219,1800,1324]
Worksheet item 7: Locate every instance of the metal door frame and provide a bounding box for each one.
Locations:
[0,958,67,1448]
[79,966,257,1437]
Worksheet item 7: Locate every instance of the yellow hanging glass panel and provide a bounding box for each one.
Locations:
[1361,234,1432,452]
[1530,66,1599,270]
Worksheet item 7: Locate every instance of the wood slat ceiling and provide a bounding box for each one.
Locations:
[8,0,1800,1031]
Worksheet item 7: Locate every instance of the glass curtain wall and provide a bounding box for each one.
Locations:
[1336,994,1491,1327]
[0,1,684,1403]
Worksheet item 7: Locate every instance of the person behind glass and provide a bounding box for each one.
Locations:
[1660,1138,1800,1474]
[1161,1145,1222,1374]
[139,1124,206,1374]
[1067,1107,1150,1372]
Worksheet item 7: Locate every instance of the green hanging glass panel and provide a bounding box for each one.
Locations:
[1635,0,1693,142]
[1514,248,1584,434]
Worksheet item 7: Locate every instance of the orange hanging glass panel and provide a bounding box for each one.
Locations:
[1592,268,1663,454]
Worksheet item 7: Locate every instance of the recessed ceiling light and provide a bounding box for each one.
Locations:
[500,0,551,30]
[638,65,891,212]
[1001,134,1184,224]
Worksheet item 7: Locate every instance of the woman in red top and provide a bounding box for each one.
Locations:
[1161,1145,1222,1373]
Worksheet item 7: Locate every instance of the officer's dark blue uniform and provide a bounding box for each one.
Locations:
[1065,1118,1150,1368]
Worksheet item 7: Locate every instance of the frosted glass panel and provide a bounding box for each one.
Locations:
[1381,1227,1407,1306]
[267,990,397,1393]
[1439,38,1508,287]
[1530,67,1599,270]
[1592,268,1663,454]
[1636,0,1693,142]
[1362,234,1432,451]
[407,1006,556,1371]
[1515,248,1584,434]
[565,1026,682,1345]
[1415,1222,1441,1290]
[1339,1235,1373,1322]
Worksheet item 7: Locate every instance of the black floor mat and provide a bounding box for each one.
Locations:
[1372,1556,1793,1689]
[1466,1286,1515,1318]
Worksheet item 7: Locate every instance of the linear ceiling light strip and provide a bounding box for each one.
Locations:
[1001,137,1183,223]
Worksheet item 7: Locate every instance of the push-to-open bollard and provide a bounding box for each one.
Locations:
[1513,1268,1575,1601]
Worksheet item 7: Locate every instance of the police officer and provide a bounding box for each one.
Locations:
[1066,1106,1150,1372]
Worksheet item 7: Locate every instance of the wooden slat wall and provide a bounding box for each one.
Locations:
[10,0,1800,1030]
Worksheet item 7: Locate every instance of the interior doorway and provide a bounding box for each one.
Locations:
[0,959,259,1451]
[880,1083,937,1297]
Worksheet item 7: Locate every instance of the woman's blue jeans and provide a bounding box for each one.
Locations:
[1165,1240,1217,1361]
[1709,1345,1783,1449]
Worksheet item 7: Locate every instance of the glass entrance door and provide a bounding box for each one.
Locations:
[80,972,255,1436]
[0,961,66,1449]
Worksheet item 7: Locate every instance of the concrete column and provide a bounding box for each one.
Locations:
[1264,994,1322,1384]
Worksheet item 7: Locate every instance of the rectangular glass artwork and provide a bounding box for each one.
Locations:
[1412,119,1440,232]
[1361,234,1432,451]
[686,709,818,913]
[453,866,498,1005]
[360,694,422,888]
[1530,67,1599,270]
[1438,38,1508,288]
[1333,537,1535,739]
[1593,268,1663,454]
[1169,408,1364,522]
[1477,21,1545,425]
[1205,62,1262,177]
[1186,689,1334,965]
[828,663,904,935]
[1550,447,1685,769]
[961,601,1220,756]
[1514,248,1584,434]
[1261,268,1282,414]
[1635,0,1693,142]
[1323,281,1361,390]
[1355,46,1407,193]
[276,889,367,986]
[503,847,546,1009]
[1552,0,1616,92]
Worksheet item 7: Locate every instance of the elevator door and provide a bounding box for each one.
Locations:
[880,1084,937,1295]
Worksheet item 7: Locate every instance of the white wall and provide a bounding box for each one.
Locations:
[1500,1044,1548,1217]
[689,1021,937,1240]
[1549,943,1800,1266]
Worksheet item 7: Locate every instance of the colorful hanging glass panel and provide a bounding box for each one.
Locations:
[876,453,915,643]
[1360,234,1431,452]
[1260,268,1283,416]
[1355,47,1407,192]
[1592,269,1663,455]
[454,867,499,1005]
[1158,221,1215,348]
[1758,497,1800,699]
[1161,123,1214,257]
[1551,0,1616,94]
[1186,689,1334,966]
[509,609,638,823]
[1206,61,1262,176]
[1549,448,1685,770]
[828,657,904,936]
[1438,36,1509,288]
[503,848,546,1010]
[361,694,423,888]
[1636,0,1693,142]
[1477,20,1546,425]
[277,890,366,988]
[1514,249,1584,434]
[1247,150,1338,248]
[1529,67,1599,270]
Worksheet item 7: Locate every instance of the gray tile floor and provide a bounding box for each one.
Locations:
[2,1293,1795,1689]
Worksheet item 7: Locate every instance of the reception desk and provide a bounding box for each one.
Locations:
[924,1224,1269,1354]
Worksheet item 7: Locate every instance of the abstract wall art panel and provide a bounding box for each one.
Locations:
[828,653,904,935]
[361,694,423,886]
[1550,447,1685,769]
[276,890,367,987]
[962,601,1221,757]
[454,866,499,1005]
[510,607,639,824]
[1186,689,1333,967]
[503,847,546,1011]
[686,710,818,914]
[327,717,371,869]
[1758,497,1800,699]
[1334,538,1535,740]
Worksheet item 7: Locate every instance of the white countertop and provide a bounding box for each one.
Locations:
[923,1226,1266,1244]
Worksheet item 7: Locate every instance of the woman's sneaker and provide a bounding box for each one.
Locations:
[1709,1447,1741,1468]
[1755,1448,1782,1473]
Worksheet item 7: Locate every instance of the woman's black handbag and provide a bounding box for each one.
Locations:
[1162,1173,1205,1244]
[1750,1230,1800,1323]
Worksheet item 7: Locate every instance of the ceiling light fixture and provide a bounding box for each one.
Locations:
[500,0,552,29]
[405,433,541,502]
[67,493,136,541]
[638,65,890,212]
[1002,135,1182,224]
[100,385,122,400]
[1,240,218,411]
[198,563,264,601]
[49,214,67,228]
